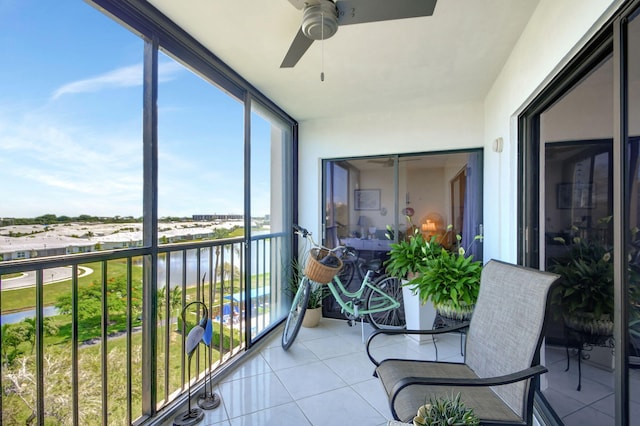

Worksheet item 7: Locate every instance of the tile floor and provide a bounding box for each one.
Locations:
[168,318,640,426]
[187,318,464,426]
[542,344,640,426]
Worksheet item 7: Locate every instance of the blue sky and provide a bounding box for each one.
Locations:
[0,0,272,219]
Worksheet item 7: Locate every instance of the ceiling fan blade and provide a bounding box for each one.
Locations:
[281,27,315,68]
[287,0,307,10]
[336,0,436,26]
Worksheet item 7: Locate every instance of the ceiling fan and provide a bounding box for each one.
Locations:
[281,0,437,68]
[367,157,421,167]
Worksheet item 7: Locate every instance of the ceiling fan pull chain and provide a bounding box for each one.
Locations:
[321,11,325,82]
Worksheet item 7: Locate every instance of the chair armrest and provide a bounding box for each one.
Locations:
[366,322,470,366]
[391,364,548,396]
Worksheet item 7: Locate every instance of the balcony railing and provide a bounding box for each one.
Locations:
[0,232,286,425]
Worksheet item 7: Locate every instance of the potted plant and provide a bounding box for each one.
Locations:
[404,231,483,321]
[302,283,325,327]
[412,393,480,426]
[385,224,442,280]
[549,234,614,336]
[384,220,443,341]
[286,256,327,328]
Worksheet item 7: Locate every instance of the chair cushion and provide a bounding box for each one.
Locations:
[466,260,556,415]
[376,359,523,424]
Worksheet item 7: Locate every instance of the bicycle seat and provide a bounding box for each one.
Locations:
[364,258,383,272]
[340,246,359,262]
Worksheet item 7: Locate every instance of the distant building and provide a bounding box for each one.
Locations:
[192,214,243,221]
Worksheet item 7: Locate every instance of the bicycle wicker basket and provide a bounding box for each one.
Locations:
[305,248,343,284]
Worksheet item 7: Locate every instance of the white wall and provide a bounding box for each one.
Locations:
[483,0,622,263]
[298,0,623,262]
[298,101,483,239]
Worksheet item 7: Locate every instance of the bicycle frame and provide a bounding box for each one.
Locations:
[283,225,404,348]
[294,225,400,320]
[325,273,400,318]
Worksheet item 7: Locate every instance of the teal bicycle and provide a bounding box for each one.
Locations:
[282,225,405,350]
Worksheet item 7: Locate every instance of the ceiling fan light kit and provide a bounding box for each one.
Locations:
[302,1,338,40]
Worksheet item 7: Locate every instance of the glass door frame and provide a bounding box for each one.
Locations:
[518,2,640,423]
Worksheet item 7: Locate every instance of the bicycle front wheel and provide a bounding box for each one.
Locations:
[282,277,311,350]
[366,275,406,330]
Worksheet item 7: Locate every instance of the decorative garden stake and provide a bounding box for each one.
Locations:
[198,281,221,410]
[173,301,208,426]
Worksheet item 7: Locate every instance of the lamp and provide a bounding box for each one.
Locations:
[422,220,437,239]
[357,216,367,238]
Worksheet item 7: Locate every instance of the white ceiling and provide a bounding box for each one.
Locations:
[146,0,539,122]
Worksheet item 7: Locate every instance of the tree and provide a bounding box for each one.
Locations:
[157,286,181,322]
[1,318,58,365]
[55,277,142,323]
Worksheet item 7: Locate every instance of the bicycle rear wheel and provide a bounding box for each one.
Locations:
[366,275,406,330]
[282,277,311,350]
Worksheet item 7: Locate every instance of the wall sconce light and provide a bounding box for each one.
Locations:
[493,137,504,153]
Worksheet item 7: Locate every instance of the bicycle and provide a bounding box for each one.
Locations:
[282,225,405,350]
[337,245,386,288]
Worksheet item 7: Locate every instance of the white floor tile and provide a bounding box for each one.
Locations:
[260,343,319,371]
[228,402,311,426]
[351,378,394,419]
[275,360,347,399]
[323,350,378,385]
[302,334,365,360]
[296,386,387,425]
[561,405,615,426]
[217,372,293,418]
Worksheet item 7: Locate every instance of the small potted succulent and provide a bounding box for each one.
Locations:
[412,393,480,426]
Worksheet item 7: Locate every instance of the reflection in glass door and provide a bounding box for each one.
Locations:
[249,100,293,340]
[535,53,617,422]
[625,7,640,413]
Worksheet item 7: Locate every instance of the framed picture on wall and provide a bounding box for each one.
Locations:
[556,182,595,209]
[354,189,381,210]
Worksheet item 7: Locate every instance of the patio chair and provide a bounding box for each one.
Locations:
[366,259,559,425]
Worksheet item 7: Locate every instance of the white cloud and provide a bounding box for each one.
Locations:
[51,61,184,100]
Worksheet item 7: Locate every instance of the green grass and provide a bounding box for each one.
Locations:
[1,259,143,314]
[2,316,244,425]
[1,272,22,279]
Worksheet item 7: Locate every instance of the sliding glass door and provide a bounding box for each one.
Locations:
[322,151,483,319]
[520,2,640,423]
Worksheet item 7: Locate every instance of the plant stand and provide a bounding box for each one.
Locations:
[401,285,436,345]
[564,324,615,391]
[432,312,468,360]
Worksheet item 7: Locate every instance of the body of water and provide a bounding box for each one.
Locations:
[1,306,59,326]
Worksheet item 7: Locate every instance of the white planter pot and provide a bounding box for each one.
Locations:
[402,282,436,344]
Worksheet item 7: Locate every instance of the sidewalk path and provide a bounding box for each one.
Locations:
[1,266,93,290]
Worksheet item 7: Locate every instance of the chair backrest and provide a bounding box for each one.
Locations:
[465,260,559,418]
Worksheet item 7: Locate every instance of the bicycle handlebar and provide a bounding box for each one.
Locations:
[293,224,309,237]
[293,224,345,255]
